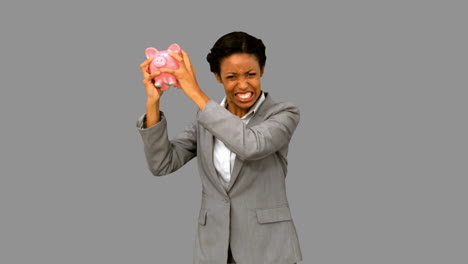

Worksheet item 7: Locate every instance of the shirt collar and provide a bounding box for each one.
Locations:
[220,91,266,119]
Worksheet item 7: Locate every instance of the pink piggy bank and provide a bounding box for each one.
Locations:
[145,43,181,90]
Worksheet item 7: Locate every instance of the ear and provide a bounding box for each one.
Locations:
[167,43,181,54]
[214,73,223,83]
[145,47,159,58]
[260,65,265,77]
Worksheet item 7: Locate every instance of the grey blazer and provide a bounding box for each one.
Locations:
[137,92,302,264]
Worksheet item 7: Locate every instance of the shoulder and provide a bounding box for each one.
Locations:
[261,92,300,119]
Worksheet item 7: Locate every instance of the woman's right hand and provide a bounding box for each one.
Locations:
[140,56,163,127]
[140,56,164,104]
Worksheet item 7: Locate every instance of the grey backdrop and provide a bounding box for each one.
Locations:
[1,0,467,263]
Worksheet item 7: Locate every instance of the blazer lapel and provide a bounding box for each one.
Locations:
[203,129,229,196]
[226,93,273,192]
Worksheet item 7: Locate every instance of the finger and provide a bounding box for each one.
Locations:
[142,71,160,86]
[180,50,194,72]
[140,56,154,69]
[159,67,175,74]
[140,57,154,77]
[181,50,190,63]
[168,51,183,62]
[149,71,161,78]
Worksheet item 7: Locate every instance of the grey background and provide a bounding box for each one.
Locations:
[1,0,466,263]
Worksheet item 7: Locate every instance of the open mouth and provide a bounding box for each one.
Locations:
[235,91,254,102]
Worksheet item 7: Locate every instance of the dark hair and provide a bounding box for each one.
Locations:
[206,31,266,75]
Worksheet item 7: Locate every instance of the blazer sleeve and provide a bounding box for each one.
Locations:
[197,99,300,161]
[136,111,197,176]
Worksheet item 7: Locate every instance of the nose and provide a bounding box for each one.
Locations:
[237,75,249,89]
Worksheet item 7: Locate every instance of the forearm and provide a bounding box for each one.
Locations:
[145,99,160,128]
[179,80,210,110]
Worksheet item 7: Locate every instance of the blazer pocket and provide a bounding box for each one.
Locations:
[256,205,292,224]
[198,209,207,225]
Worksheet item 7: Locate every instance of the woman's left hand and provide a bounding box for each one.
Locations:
[161,50,199,94]
[160,49,210,109]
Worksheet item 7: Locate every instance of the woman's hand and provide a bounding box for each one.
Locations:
[163,50,199,93]
[140,56,164,104]
[139,56,163,127]
[161,50,210,109]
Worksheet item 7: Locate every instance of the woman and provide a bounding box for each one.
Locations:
[137,31,302,264]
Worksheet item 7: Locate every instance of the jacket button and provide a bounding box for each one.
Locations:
[224,198,229,203]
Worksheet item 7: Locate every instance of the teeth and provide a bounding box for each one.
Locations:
[237,92,252,99]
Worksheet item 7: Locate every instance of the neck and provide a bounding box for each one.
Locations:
[226,102,249,118]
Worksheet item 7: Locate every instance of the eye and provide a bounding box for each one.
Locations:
[248,72,257,77]
[226,75,236,80]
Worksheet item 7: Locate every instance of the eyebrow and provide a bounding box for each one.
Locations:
[224,69,256,75]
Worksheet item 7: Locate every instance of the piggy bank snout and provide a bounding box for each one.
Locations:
[153,57,167,67]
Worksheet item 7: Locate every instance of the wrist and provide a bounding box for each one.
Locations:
[185,87,209,110]
[146,97,160,107]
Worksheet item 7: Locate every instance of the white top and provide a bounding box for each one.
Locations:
[213,92,266,189]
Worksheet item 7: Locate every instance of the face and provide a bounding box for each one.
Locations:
[215,53,264,117]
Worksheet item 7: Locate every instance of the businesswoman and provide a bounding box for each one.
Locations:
[137,31,302,264]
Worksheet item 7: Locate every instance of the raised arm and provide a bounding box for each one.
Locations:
[137,113,197,176]
[137,55,197,176]
[197,99,300,161]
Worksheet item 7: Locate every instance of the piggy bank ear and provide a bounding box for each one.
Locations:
[145,47,159,58]
[167,44,181,54]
